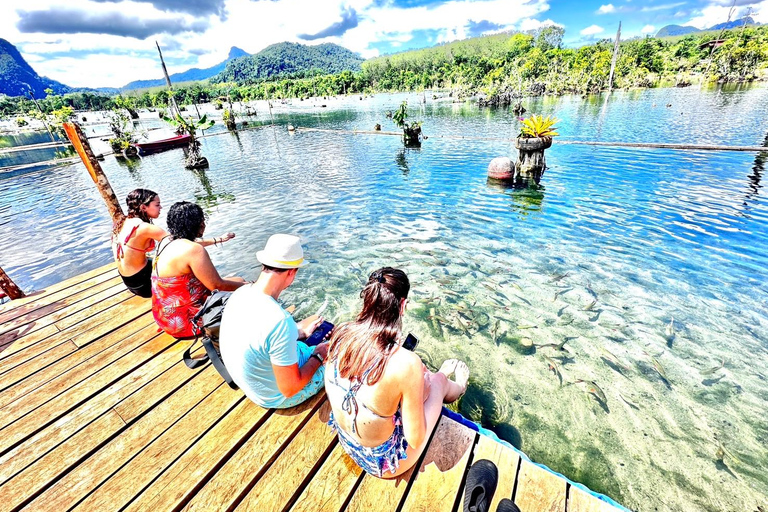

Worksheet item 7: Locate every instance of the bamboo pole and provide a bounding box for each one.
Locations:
[27,90,56,144]
[62,122,125,225]
[0,266,25,299]
[608,22,622,91]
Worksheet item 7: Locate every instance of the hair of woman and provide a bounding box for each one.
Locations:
[113,188,158,236]
[328,267,410,385]
[166,201,205,241]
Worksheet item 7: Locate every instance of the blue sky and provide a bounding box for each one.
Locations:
[1,0,765,88]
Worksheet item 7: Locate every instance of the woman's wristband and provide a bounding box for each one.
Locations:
[311,353,324,364]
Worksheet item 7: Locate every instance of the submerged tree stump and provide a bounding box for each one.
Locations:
[515,136,552,184]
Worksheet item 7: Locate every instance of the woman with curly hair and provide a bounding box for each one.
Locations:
[113,189,235,298]
[151,201,245,338]
[325,267,469,478]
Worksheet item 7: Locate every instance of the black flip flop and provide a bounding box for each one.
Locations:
[463,459,499,512]
[496,498,521,512]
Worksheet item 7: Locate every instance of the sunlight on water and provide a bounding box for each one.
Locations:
[1,85,767,512]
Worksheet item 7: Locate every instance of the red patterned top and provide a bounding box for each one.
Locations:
[151,272,210,338]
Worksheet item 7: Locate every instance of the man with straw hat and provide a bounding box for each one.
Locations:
[220,234,329,408]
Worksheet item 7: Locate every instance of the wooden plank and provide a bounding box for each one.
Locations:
[344,468,417,512]
[182,393,326,512]
[0,263,115,318]
[568,485,621,512]
[0,312,157,413]
[0,410,126,510]
[235,401,337,512]
[124,399,272,512]
[0,293,150,374]
[55,288,135,331]
[0,328,174,453]
[0,340,193,485]
[290,443,364,512]
[20,367,225,512]
[0,341,78,392]
[0,279,125,347]
[514,460,567,512]
[466,434,521,512]
[71,382,244,512]
[400,416,477,512]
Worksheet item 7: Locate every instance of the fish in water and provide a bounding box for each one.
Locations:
[575,379,607,404]
[536,339,570,352]
[701,358,726,376]
[549,272,569,283]
[552,287,573,302]
[517,322,538,330]
[557,305,569,317]
[618,391,640,409]
[649,354,671,385]
[515,295,532,306]
[544,356,563,386]
[491,319,501,346]
[315,298,329,317]
[665,317,676,347]
[583,300,597,311]
[715,440,740,464]
[586,281,598,300]
[600,346,631,371]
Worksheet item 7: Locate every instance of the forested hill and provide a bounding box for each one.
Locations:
[656,16,759,38]
[0,38,70,98]
[211,42,363,83]
[122,46,250,90]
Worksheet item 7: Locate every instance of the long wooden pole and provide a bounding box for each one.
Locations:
[0,266,25,299]
[63,122,125,225]
[608,21,622,91]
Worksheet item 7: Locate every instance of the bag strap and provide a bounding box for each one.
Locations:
[183,334,208,369]
[202,337,238,389]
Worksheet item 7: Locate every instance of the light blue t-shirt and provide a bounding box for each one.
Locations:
[219,286,300,408]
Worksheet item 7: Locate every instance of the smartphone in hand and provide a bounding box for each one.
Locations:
[403,333,419,351]
[306,320,334,347]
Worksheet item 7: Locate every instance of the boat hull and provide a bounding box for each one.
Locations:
[133,134,191,155]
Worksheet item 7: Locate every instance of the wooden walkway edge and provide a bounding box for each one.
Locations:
[0,263,627,512]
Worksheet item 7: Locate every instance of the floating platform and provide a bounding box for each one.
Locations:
[0,264,624,511]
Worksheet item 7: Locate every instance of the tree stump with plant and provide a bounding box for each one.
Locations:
[516,115,559,184]
[392,101,422,147]
[161,112,215,169]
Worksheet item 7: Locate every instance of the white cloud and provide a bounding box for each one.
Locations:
[580,25,605,36]
[641,2,686,12]
[641,24,656,34]
[519,18,563,32]
[684,3,761,29]
[597,4,615,14]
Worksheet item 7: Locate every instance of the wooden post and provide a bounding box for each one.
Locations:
[0,266,25,299]
[63,122,125,225]
[156,41,181,118]
[608,21,622,91]
[27,90,56,144]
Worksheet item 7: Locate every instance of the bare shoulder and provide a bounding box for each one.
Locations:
[386,347,423,378]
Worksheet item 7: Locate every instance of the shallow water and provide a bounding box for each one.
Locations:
[2,85,768,511]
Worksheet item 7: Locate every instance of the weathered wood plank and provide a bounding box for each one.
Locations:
[0,340,191,486]
[182,393,326,512]
[0,276,123,341]
[0,340,78,392]
[0,328,173,453]
[568,484,621,512]
[21,367,224,512]
[400,416,477,512]
[0,263,115,318]
[0,291,148,366]
[290,443,364,512]
[514,460,567,512]
[468,434,521,512]
[124,399,272,512]
[0,410,126,510]
[72,381,244,512]
[55,288,134,331]
[235,401,337,512]
[0,312,157,414]
[344,468,417,512]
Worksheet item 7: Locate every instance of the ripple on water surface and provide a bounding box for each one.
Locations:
[1,86,768,512]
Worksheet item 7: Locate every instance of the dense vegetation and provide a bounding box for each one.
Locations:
[210,42,364,83]
[0,38,70,98]
[1,25,767,119]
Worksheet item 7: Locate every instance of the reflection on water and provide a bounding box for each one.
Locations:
[2,86,768,512]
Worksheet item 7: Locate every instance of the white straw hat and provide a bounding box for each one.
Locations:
[256,234,308,269]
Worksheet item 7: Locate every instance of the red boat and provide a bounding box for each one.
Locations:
[132,133,191,155]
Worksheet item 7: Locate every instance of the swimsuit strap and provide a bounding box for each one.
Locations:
[333,359,388,435]
[152,236,174,277]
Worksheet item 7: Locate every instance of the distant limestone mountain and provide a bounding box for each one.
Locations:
[121,46,250,90]
[656,16,759,38]
[0,38,70,98]
[212,42,364,83]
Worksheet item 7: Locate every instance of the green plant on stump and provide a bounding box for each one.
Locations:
[107,106,137,154]
[161,111,215,169]
[518,114,559,138]
[223,109,236,131]
[392,101,422,147]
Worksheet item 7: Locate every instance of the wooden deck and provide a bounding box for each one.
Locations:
[0,264,623,512]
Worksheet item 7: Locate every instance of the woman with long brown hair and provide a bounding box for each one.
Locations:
[112,189,234,298]
[325,267,469,478]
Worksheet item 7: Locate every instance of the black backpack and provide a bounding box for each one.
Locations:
[184,290,238,389]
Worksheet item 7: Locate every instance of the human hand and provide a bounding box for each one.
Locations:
[312,341,329,361]
[297,314,323,340]
[220,232,236,243]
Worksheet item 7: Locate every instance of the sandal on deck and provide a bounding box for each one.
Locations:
[463,459,499,512]
[496,498,521,512]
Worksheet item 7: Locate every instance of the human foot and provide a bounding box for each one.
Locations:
[443,360,469,403]
[454,361,469,393]
[439,359,459,377]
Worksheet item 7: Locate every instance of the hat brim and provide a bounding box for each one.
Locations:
[256,250,309,269]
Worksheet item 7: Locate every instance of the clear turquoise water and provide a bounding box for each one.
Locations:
[1,86,767,511]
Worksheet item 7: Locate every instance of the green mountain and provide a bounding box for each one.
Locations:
[121,46,250,90]
[212,42,363,83]
[0,38,70,98]
[656,16,759,38]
